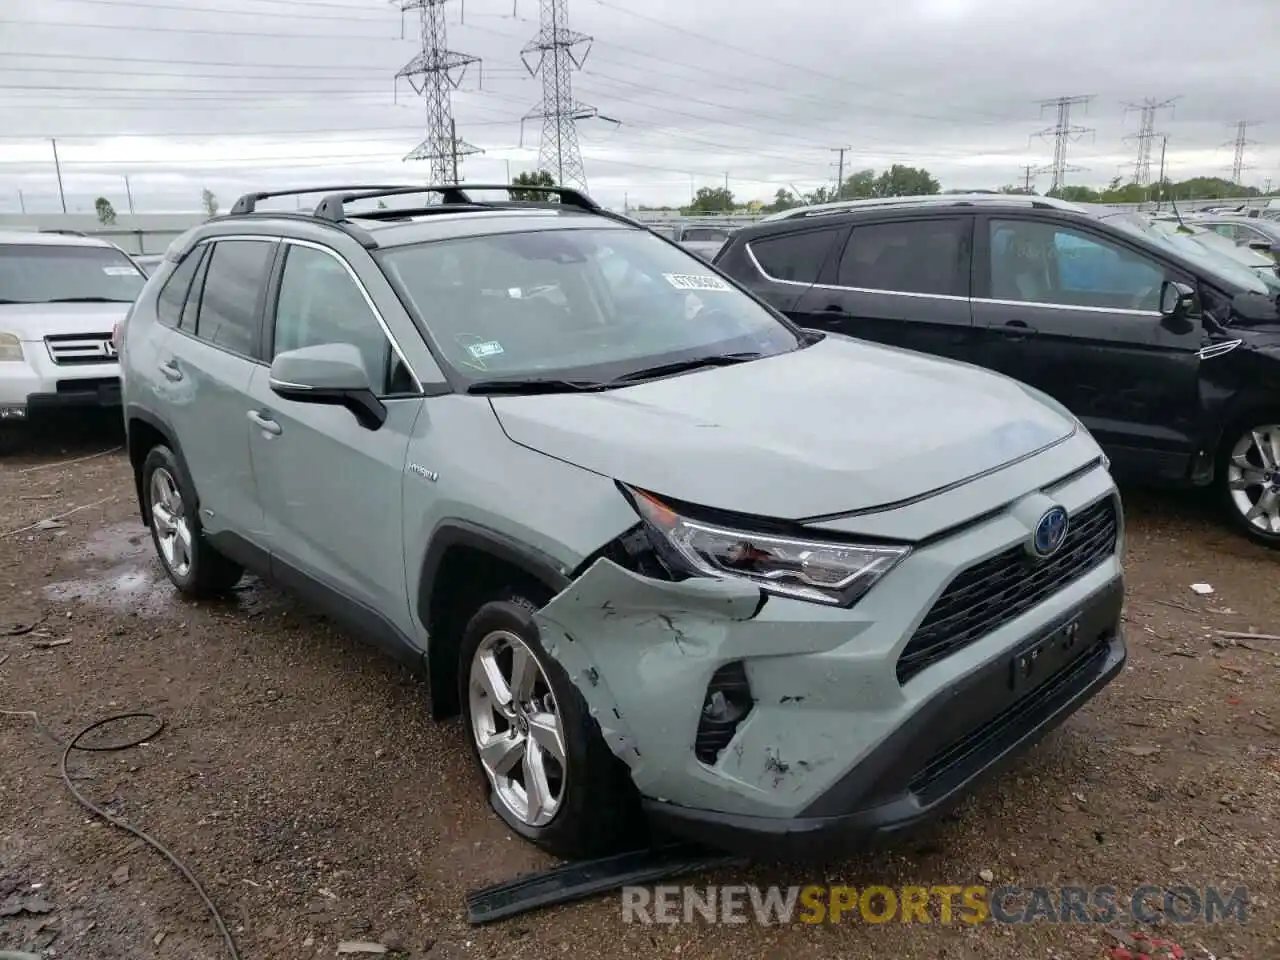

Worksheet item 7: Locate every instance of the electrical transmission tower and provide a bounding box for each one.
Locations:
[394,0,480,184]
[1123,96,1178,185]
[521,0,610,190]
[1224,120,1261,184]
[1034,95,1094,193]
[1019,164,1038,192]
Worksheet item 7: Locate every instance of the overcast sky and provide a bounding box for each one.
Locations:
[0,0,1276,214]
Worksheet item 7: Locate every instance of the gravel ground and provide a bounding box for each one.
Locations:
[2,414,1278,960]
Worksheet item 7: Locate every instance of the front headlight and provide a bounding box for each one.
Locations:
[627,487,910,606]
[0,332,23,362]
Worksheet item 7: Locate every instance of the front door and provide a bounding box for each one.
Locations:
[971,215,1203,479]
[245,240,421,641]
[791,216,975,361]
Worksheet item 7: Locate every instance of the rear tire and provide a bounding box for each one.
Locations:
[459,594,645,860]
[141,445,244,596]
[1215,413,1280,549]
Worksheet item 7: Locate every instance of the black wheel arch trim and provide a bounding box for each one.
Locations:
[417,520,574,719]
[416,519,573,624]
[125,404,200,525]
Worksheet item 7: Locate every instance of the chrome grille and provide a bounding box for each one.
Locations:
[45,334,117,365]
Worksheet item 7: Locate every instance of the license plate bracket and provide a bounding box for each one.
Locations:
[1009,615,1084,694]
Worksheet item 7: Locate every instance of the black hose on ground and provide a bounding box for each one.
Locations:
[2,709,241,960]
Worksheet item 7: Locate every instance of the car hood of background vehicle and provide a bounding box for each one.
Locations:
[0,302,131,340]
[489,335,1076,520]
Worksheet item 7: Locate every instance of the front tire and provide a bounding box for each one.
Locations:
[1215,415,1280,548]
[459,595,644,860]
[141,445,243,596]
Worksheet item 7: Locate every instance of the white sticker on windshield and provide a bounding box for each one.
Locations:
[103,265,138,276]
[663,273,731,292]
[467,341,504,359]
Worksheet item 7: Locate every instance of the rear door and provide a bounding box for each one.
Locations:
[971,214,1203,474]
[156,237,276,544]
[789,215,975,361]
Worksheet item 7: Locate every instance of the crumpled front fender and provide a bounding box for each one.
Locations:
[534,559,858,814]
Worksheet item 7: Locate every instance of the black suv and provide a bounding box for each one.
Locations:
[714,195,1280,547]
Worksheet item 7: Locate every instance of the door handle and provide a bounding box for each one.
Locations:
[158,360,183,382]
[999,319,1036,341]
[247,410,282,436]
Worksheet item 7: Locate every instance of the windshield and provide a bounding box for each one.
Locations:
[1100,214,1280,297]
[0,243,146,304]
[376,227,800,382]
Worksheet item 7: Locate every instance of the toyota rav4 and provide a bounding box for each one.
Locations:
[118,184,1126,860]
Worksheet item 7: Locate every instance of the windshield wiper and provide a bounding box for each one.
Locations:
[466,377,614,395]
[611,352,764,384]
[42,296,133,303]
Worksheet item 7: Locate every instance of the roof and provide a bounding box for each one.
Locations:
[0,229,123,248]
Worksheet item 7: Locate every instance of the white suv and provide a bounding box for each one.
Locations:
[0,230,146,432]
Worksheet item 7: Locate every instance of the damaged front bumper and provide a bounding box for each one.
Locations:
[533,465,1127,859]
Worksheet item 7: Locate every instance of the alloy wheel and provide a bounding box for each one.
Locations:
[1226,424,1280,535]
[468,629,567,828]
[150,466,193,578]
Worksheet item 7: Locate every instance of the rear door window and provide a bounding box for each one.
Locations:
[836,218,968,296]
[747,228,842,284]
[190,239,276,358]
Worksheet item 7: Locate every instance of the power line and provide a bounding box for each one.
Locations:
[46,0,398,23]
[587,0,1021,125]
[395,0,481,182]
[1033,95,1094,193]
[1122,97,1178,186]
[0,17,413,42]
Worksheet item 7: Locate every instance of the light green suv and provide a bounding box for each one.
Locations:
[119,184,1126,861]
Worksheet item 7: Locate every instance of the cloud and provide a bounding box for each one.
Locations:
[0,0,1274,212]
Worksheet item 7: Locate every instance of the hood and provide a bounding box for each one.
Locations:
[0,302,132,341]
[490,335,1076,520]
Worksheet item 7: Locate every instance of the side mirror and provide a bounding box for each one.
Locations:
[1247,239,1274,253]
[1158,280,1197,332]
[269,343,387,431]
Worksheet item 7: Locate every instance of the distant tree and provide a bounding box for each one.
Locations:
[682,186,735,214]
[762,188,800,214]
[997,184,1036,195]
[837,169,877,200]
[1048,185,1100,202]
[201,188,219,217]
[94,196,117,225]
[802,185,836,206]
[511,169,556,201]
[872,164,940,197]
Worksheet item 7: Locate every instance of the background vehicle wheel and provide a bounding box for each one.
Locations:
[459,595,644,860]
[141,445,244,597]
[1216,414,1280,548]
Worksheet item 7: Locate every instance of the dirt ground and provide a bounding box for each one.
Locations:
[1,413,1277,960]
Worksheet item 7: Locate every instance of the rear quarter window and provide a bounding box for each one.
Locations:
[747,228,842,284]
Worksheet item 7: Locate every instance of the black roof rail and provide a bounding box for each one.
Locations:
[312,183,603,222]
[39,228,88,237]
[230,185,413,215]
